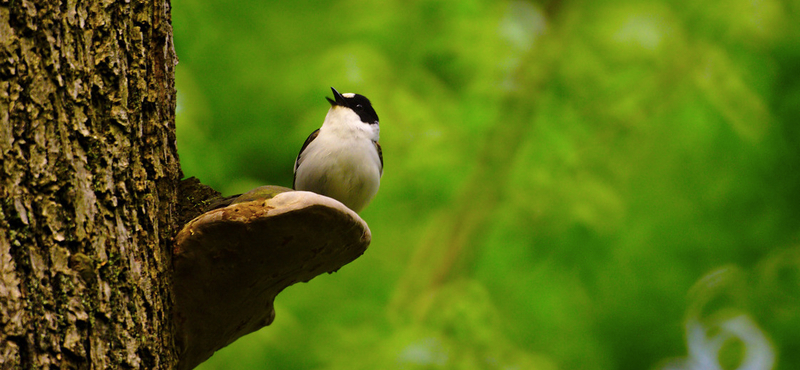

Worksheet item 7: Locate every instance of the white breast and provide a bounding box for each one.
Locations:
[294,106,382,212]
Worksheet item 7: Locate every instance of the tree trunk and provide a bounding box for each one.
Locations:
[1,0,180,368]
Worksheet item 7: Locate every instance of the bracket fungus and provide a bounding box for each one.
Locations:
[172,188,371,370]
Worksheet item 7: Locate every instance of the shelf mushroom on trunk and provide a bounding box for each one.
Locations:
[172,184,371,370]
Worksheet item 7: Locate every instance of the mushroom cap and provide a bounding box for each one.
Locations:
[173,190,370,370]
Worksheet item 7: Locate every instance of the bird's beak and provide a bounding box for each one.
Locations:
[326,87,346,107]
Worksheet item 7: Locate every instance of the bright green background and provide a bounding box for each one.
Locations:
[173,0,800,369]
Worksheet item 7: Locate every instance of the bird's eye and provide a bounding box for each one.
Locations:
[356,104,363,110]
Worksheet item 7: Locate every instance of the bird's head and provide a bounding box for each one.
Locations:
[326,87,379,127]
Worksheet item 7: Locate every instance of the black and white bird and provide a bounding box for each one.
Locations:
[293,87,383,213]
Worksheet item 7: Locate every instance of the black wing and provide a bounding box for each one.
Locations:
[293,128,320,189]
[375,141,383,176]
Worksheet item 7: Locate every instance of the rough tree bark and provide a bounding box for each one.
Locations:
[1,0,180,368]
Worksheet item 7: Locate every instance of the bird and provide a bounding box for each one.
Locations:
[293,87,383,213]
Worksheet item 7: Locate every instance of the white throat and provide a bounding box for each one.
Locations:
[321,106,380,142]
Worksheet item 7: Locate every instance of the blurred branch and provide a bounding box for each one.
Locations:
[389,9,562,322]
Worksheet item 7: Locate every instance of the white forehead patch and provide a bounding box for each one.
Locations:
[342,93,356,98]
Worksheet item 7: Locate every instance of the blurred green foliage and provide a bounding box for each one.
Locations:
[172,0,800,369]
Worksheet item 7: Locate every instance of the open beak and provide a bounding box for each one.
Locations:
[326,87,347,107]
